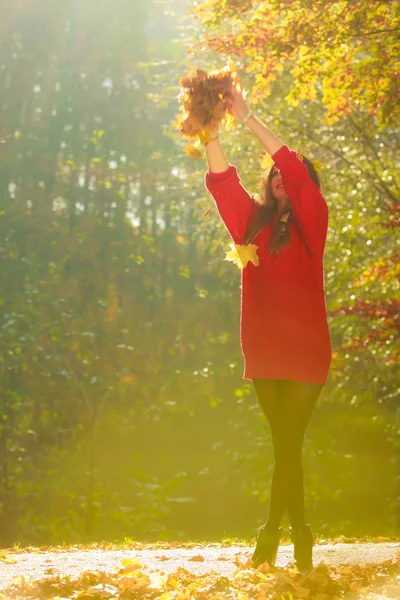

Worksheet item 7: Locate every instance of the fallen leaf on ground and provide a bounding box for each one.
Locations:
[0,553,17,564]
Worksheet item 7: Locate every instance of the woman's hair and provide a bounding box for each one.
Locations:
[243,156,321,255]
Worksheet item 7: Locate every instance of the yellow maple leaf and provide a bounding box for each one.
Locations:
[197,126,213,145]
[223,112,236,131]
[184,144,203,160]
[225,243,260,269]
[260,153,274,170]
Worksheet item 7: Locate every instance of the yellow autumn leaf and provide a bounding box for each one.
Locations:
[148,571,168,589]
[166,574,180,590]
[313,159,324,171]
[173,112,186,131]
[223,112,236,131]
[225,243,260,269]
[260,153,274,170]
[228,58,238,74]
[117,556,142,575]
[184,144,203,160]
[0,552,17,564]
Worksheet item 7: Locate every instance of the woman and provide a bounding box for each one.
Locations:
[204,82,332,571]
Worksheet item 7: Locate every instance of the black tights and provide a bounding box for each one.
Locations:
[252,378,323,529]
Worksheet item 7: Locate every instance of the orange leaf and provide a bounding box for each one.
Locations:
[184,144,203,160]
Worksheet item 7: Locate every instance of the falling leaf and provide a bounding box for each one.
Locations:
[224,243,260,269]
[200,207,212,219]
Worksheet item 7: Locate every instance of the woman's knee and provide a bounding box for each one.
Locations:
[273,434,303,465]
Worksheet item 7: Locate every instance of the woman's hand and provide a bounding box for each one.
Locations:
[232,75,250,120]
[229,72,284,157]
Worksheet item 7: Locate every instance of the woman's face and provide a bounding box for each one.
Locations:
[270,167,289,203]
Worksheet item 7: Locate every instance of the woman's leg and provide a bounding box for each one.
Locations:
[252,378,288,529]
[274,379,323,528]
[253,378,322,529]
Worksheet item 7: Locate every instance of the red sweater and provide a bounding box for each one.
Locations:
[205,144,332,385]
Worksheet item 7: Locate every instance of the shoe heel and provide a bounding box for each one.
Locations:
[290,524,314,571]
[251,524,283,568]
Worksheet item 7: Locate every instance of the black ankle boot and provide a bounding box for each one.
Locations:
[289,523,314,571]
[251,524,283,568]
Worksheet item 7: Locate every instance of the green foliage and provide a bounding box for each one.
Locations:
[0,0,398,546]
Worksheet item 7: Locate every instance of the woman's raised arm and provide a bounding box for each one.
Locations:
[232,79,328,258]
[204,130,229,173]
[204,127,257,245]
[232,82,284,156]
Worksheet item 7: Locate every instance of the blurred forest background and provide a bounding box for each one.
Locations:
[0,0,398,546]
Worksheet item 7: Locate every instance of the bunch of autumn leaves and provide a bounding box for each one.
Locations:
[174,64,238,160]
[174,64,260,270]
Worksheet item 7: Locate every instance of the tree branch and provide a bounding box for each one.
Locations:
[268,111,399,205]
[347,115,400,197]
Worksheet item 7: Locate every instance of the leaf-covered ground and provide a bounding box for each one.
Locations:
[0,537,399,599]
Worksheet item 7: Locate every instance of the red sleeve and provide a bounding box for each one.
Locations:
[271,144,328,257]
[205,165,256,245]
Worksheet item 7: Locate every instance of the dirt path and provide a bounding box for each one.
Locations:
[0,541,399,590]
